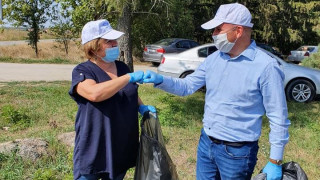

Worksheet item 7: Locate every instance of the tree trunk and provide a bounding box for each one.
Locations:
[117,2,134,72]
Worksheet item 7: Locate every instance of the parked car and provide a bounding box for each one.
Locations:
[157,44,320,103]
[288,45,319,63]
[256,43,284,59]
[143,38,200,66]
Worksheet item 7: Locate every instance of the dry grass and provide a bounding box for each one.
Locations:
[0,28,28,41]
[0,28,55,41]
[0,28,149,65]
[0,40,85,64]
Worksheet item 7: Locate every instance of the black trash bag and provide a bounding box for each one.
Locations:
[134,112,179,180]
[251,161,308,180]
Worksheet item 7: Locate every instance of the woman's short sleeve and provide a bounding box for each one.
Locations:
[69,64,95,98]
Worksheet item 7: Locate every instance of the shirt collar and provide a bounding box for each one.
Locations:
[220,40,257,61]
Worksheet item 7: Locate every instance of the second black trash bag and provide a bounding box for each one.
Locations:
[134,112,179,180]
[251,161,308,180]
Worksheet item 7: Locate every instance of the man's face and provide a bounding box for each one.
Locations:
[212,23,239,43]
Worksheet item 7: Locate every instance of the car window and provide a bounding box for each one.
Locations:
[297,46,308,51]
[198,46,217,57]
[307,47,315,52]
[190,41,199,48]
[208,46,217,55]
[155,38,176,46]
[176,40,190,49]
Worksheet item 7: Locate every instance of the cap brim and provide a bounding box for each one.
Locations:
[201,19,223,30]
[101,29,124,40]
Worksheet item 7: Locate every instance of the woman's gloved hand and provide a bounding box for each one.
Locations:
[139,105,156,115]
[143,70,163,85]
[262,161,282,180]
[128,71,144,83]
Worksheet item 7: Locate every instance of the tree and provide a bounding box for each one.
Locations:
[239,0,320,54]
[57,0,170,71]
[3,0,51,57]
[49,3,75,55]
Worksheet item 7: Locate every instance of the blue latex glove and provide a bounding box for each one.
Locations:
[128,71,144,83]
[143,70,163,85]
[262,161,282,180]
[139,105,156,115]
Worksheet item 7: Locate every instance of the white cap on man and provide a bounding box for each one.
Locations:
[81,19,124,45]
[201,3,253,30]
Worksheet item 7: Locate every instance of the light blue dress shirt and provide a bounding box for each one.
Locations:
[156,41,290,160]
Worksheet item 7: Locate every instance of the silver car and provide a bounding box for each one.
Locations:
[157,43,320,103]
[143,38,199,66]
[287,45,319,63]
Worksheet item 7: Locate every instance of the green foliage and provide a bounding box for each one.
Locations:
[301,45,320,69]
[3,0,52,56]
[33,169,55,180]
[0,153,25,179]
[57,0,121,33]
[0,105,32,130]
[49,3,76,55]
[239,0,320,54]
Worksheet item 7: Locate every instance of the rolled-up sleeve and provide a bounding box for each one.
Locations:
[69,64,95,99]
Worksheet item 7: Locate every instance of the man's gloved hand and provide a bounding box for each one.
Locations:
[262,161,282,180]
[139,105,156,115]
[143,70,163,85]
[128,71,144,83]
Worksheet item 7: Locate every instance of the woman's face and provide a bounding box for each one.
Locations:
[96,39,118,57]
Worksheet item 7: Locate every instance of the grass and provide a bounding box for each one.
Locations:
[0,28,56,41]
[0,39,145,65]
[0,82,319,179]
[0,41,85,64]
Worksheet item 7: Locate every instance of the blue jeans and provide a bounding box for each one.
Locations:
[77,172,126,180]
[196,128,259,180]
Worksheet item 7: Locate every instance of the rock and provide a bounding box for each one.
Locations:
[0,141,17,154]
[0,132,75,161]
[57,131,75,148]
[2,127,9,131]
[0,138,48,161]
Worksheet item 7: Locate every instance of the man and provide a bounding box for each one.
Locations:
[143,3,290,180]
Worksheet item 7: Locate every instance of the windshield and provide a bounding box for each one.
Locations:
[154,38,177,46]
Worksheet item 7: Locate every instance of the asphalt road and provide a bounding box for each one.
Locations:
[0,39,56,46]
[0,63,157,82]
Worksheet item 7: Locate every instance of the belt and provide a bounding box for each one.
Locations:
[208,136,256,147]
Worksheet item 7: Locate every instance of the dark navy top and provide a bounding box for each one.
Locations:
[69,60,139,180]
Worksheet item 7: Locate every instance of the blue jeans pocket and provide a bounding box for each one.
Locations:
[224,144,251,159]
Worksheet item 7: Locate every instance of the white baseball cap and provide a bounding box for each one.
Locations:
[201,3,253,30]
[81,19,124,45]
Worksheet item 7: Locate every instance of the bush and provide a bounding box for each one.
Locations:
[0,105,32,130]
[301,45,320,69]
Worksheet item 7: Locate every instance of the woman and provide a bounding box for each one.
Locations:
[69,19,155,180]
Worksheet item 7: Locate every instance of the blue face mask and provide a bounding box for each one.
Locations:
[102,46,120,62]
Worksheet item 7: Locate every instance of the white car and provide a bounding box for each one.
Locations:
[157,43,320,103]
[287,45,319,63]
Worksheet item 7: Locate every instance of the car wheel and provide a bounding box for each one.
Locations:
[180,71,206,92]
[152,62,160,66]
[180,71,193,78]
[286,79,315,103]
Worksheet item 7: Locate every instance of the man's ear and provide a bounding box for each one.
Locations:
[236,26,244,38]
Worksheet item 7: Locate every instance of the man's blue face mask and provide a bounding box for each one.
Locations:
[102,46,120,62]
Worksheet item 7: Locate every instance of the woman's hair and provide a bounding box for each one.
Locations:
[83,38,104,60]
